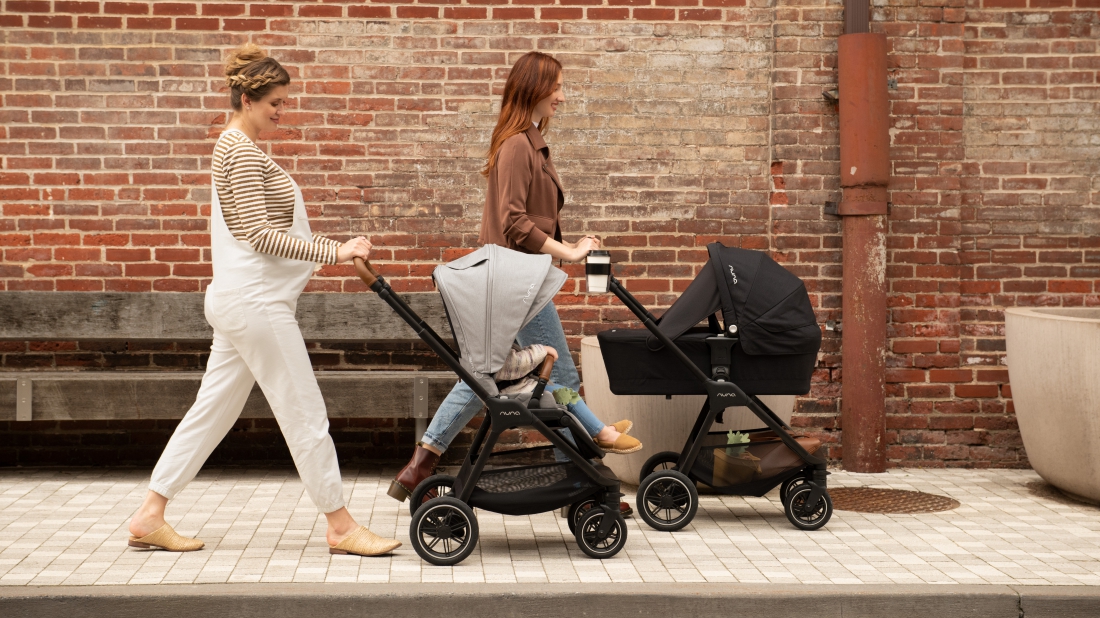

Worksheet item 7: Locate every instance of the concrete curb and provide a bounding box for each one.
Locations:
[1,583,1097,618]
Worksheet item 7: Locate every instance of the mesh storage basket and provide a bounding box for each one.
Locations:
[465,463,614,516]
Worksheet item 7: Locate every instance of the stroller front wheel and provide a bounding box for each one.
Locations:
[410,497,479,566]
[637,470,698,532]
[783,484,832,531]
[574,507,627,559]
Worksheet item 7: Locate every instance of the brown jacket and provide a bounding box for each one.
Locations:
[479,124,564,254]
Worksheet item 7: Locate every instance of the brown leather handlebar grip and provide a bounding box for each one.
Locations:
[353,257,379,287]
[537,355,555,382]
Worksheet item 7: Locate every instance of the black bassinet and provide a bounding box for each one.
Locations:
[598,243,821,396]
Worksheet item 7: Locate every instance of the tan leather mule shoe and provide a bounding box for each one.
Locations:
[329,526,401,557]
[128,524,204,552]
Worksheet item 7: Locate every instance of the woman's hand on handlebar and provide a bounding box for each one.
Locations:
[544,346,559,361]
[337,236,372,263]
[568,235,600,261]
[538,235,600,262]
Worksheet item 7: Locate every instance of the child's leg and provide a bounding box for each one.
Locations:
[547,383,604,437]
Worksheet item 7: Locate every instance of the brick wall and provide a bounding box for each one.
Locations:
[1,0,1097,468]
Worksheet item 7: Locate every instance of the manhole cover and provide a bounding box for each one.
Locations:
[830,487,960,513]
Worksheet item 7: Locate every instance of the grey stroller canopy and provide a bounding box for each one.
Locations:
[433,244,567,394]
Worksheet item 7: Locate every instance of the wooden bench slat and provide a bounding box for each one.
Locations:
[0,292,452,341]
[0,371,458,421]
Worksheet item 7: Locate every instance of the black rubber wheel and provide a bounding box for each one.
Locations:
[408,474,457,517]
[410,496,479,566]
[779,476,810,504]
[638,451,680,485]
[783,484,833,531]
[636,470,698,532]
[567,498,599,536]
[574,507,627,559]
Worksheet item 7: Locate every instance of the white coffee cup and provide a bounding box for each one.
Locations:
[585,250,611,294]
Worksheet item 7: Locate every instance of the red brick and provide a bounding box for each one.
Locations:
[55,1,100,12]
[27,14,73,27]
[930,370,972,383]
[678,8,722,19]
[152,3,196,15]
[175,17,219,29]
[589,7,630,18]
[396,6,440,17]
[493,7,534,18]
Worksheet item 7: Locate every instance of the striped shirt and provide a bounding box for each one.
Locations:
[212,130,340,264]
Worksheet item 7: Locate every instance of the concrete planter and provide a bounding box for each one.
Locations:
[1005,308,1100,503]
[580,336,794,484]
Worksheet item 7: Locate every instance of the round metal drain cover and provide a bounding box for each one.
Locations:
[829,487,960,513]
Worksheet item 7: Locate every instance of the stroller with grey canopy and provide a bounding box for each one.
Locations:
[594,242,832,532]
[354,245,626,566]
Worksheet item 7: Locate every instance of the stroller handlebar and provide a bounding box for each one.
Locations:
[528,356,555,403]
[537,356,554,382]
[353,257,380,287]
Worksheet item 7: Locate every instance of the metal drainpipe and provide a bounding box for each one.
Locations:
[838,1,889,472]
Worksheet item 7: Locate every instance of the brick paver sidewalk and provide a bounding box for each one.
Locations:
[1,467,1098,587]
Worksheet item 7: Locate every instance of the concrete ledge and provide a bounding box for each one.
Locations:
[0,371,456,421]
[0,583,1052,618]
[0,292,451,341]
[1018,585,1100,618]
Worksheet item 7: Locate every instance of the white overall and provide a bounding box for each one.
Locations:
[149,132,344,513]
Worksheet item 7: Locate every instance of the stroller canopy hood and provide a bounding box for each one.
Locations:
[433,244,567,384]
[656,242,821,356]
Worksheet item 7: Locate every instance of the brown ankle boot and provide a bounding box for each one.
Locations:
[387,444,440,502]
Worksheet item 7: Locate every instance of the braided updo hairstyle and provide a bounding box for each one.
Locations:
[224,43,290,111]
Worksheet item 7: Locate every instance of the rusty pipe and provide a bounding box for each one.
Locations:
[837,30,889,472]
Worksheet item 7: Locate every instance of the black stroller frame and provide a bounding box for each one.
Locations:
[606,274,833,532]
[354,259,627,566]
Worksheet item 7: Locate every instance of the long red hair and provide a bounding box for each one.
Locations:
[482,51,563,177]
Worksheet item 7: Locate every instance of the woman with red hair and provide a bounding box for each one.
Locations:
[389,52,642,513]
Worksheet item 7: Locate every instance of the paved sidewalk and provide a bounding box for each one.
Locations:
[1,467,1098,587]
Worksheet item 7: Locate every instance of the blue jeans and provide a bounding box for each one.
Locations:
[420,301,605,452]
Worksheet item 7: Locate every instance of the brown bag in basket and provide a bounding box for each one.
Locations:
[753,436,821,478]
[712,447,762,485]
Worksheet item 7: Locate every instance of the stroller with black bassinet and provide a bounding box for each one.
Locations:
[353,245,626,566]
[593,242,833,532]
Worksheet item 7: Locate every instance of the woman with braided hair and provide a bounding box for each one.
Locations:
[128,44,400,557]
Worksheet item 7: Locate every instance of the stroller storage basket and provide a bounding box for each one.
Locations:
[690,433,820,496]
[598,327,817,396]
[464,462,613,516]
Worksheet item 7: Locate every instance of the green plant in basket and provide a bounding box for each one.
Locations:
[726,430,750,457]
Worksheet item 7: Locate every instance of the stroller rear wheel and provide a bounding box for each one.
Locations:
[783,483,832,531]
[410,497,479,566]
[567,498,599,535]
[638,451,680,485]
[409,474,457,517]
[574,507,627,559]
[637,470,698,532]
